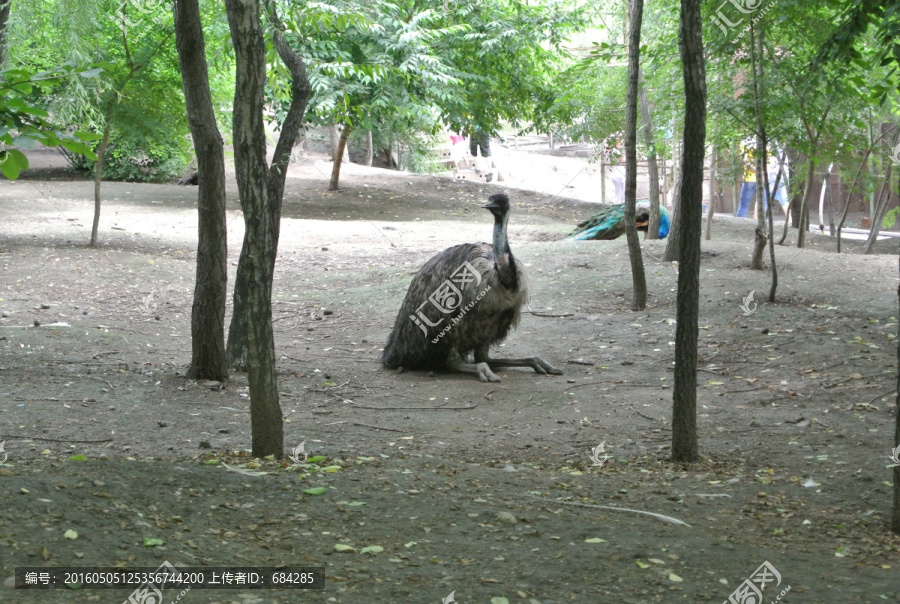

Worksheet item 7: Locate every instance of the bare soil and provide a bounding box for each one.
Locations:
[0,148,898,603]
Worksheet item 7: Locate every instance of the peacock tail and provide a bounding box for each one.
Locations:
[570,204,670,240]
[569,204,626,240]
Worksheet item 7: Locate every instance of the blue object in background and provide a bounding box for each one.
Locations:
[658,208,671,238]
[736,177,788,217]
[570,204,670,240]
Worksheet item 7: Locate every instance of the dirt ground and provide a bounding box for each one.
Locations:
[0,148,898,604]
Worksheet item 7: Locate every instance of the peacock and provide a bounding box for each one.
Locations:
[381,193,562,382]
[569,203,670,240]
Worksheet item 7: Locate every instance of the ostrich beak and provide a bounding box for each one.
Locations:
[482,200,500,210]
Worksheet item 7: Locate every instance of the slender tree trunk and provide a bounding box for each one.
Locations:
[174,0,229,381]
[705,146,717,240]
[863,163,896,254]
[797,157,816,248]
[817,162,834,233]
[894,249,900,533]
[750,143,767,268]
[837,145,881,253]
[671,0,705,463]
[365,130,373,167]
[662,174,683,262]
[749,28,767,270]
[226,0,311,373]
[91,121,111,247]
[329,125,351,191]
[863,129,900,254]
[226,0,282,457]
[779,189,796,245]
[599,145,606,203]
[766,156,784,303]
[0,0,10,66]
[826,163,835,236]
[787,148,802,228]
[661,155,669,205]
[895,295,900,532]
[328,125,338,160]
[639,68,660,239]
[624,0,646,311]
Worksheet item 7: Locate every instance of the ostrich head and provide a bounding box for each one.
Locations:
[482,193,510,216]
[482,193,517,288]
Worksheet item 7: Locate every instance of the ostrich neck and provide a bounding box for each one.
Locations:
[492,211,517,288]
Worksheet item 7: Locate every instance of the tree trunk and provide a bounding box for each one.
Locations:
[226,0,311,374]
[0,0,10,66]
[599,145,606,203]
[224,0,316,458]
[329,125,351,191]
[863,163,895,254]
[328,125,338,160]
[624,0,646,311]
[638,68,660,240]
[797,157,816,248]
[705,145,717,240]
[174,0,229,381]
[837,145,879,253]
[766,157,784,303]
[90,121,111,247]
[749,29,767,270]
[662,174,683,262]
[365,130,373,167]
[826,163,835,236]
[894,251,900,533]
[661,155,669,205]
[383,147,396,168]
[671,0,705,464]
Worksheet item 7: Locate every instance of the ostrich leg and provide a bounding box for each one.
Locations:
[446,349,501,382]
[475,346,563,376]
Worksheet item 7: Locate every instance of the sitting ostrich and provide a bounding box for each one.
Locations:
[381,193,562,382]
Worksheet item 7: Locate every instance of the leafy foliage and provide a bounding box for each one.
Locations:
[6,0,223,182]
[0,65,99,180]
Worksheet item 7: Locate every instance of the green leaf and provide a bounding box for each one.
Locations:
[74,131,104,142]
[68,454,86,461]
[333,543,355,552]
[360,545,383,554]
[303,487,327,495]
[0,154,21,180]
[6,148,28,171]
[142,537,165,547]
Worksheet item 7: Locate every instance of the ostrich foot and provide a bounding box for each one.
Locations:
[479,355,563,376]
